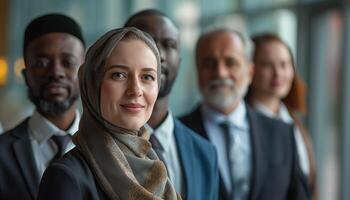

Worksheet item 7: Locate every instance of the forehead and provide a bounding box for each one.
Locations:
[25,32,83,56]
[107,39,157,67]
[199,32,244,53]
[258,41,290,58]
[128,15,178,40]
[198,32,245,58]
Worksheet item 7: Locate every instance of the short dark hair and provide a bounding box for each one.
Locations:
[124,9,175,27]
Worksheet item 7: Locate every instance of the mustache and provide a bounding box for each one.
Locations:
[207,78,235,89]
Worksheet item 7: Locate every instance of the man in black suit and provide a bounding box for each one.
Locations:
[180,29,310,200]
[124,10,219,200]
[0,14,85,200]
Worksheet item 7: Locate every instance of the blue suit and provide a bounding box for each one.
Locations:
[173,119,219,200]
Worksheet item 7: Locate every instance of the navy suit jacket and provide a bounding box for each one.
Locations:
[38,118,219,200]
[173,119,219,200]
[180,105,311,200]
[0,118,40,200]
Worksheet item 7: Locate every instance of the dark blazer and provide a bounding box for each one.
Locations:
[180,105,311,200]
[0,118,40,200]
[37,119,219,200]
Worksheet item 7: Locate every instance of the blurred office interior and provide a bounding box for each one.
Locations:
[0,0,349,199]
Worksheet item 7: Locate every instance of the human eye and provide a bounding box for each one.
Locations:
[203,58,217,70]
[33,58,50,69]
[164,39,178,50]
[62,58,78,69]
[142,73,156,82]
[226,58,238,67]
[111,71,127,80]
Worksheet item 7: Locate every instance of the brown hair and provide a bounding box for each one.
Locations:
[248,33,307,114]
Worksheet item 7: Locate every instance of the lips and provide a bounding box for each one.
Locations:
[45,83,68,95]
[120,103,145,112]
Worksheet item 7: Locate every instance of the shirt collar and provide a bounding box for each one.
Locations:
[253,101,293,123]
[145,110,174,152]
[201,101,249,131]
[29,110,81,144]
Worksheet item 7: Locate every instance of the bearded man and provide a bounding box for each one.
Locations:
[0,14,85,200]
[180,29,311,200]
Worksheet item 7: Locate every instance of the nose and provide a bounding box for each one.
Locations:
[48,60,65,80]
[215,62,229,78]
[272,64,282,77]
[126,75,142,97]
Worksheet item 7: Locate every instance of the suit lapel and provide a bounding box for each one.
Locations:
[247,108,268,200]
[12,119,40,199]
[174,119,194,200]
[185,106,231,200]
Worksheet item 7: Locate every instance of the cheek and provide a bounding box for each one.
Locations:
[198,70,211,87]
[145,85,159,107]
[286,68,295,83]
[100,81,124,111]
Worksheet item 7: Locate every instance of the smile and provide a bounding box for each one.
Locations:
[120,103,145,112]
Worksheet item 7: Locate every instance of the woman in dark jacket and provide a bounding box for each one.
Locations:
[37,27,181,200]
[246,33,317,200]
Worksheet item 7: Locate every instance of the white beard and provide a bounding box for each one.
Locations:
[202,78,249,111]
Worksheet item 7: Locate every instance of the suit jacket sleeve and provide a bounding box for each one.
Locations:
[37,163,83,200]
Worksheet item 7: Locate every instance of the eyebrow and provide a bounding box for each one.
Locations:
[107,65,157,73]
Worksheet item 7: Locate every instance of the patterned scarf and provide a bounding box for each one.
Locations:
[74,27,181,200]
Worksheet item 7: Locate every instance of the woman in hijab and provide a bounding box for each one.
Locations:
[37,27,181,200]
[246,33,317,199]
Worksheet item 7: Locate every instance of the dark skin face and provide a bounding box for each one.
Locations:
[126,14,180,98]
[23,32,84,118]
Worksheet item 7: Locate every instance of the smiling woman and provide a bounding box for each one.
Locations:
[37,27,181,200]
[100,38,158,130]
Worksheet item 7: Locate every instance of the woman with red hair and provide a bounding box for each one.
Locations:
[246,33,317,199]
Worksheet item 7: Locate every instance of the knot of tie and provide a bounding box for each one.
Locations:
[51,134,71,159]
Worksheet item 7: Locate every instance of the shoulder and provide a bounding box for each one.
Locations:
[248,107,293,134]
[49,148,92,177]
[174,119,217,157]
[0,119,30,156]
[179,105,201,124]
[38,148,98,200]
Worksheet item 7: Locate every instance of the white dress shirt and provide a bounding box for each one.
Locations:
[253,102,310,176]
[28,110,80,178]
[145,110,184,196]
[202,102,251,199]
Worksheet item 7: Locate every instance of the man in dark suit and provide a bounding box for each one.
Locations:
[180,29,310,200]
[0,14,85,200]
[125,9,219,200]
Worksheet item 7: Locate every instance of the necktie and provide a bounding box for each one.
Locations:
[149,135,166,162]
[221,121,251,200]
[220,121,235,198]
[51,134,71,160]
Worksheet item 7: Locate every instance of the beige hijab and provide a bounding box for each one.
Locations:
[74,27,181,200]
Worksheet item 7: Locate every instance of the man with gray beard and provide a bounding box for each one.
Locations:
[0,14,85,200]
[180,29,310,200]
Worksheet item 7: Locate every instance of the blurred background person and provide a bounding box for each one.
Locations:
[124,9,219,200]
[0,14,85,200]
[246,33,317,199]
[38,27,181,200]
[181,29,310,200]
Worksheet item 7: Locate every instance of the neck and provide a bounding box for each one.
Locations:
[253,94,281,114]
[42,104,77,131]
[148,96,169,129]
